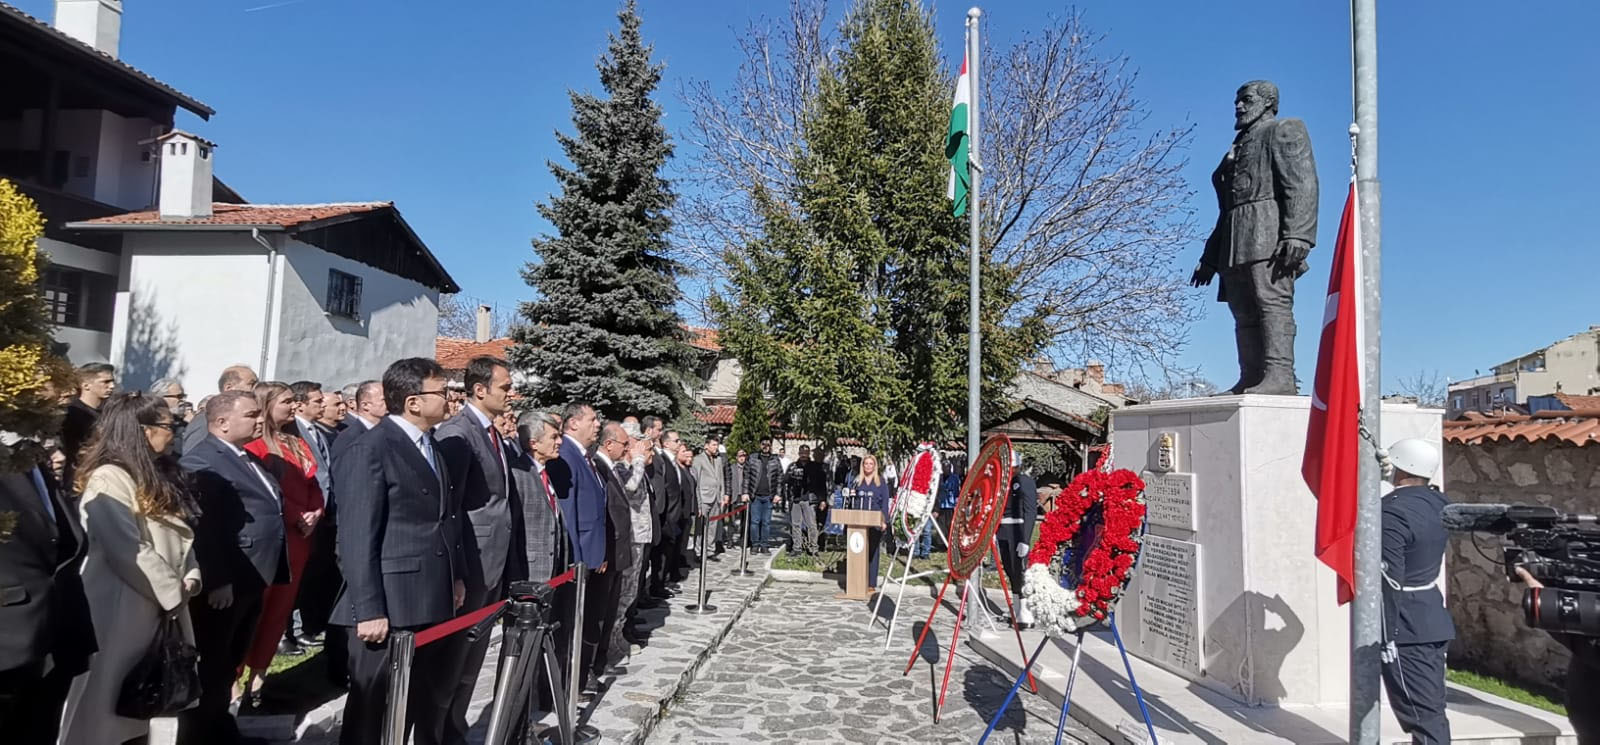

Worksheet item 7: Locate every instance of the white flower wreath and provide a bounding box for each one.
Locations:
[890,447,940,541]
[1022,563,1097,637]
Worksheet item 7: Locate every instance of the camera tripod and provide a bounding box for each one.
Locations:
[481,579,597,745]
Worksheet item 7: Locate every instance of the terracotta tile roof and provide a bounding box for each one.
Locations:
[436,337,515,371]
[71,202,390,228]
[1443,411,1600,447]
[696,404,736,425]
[1556,393,1600,410]
[685,325,721,352]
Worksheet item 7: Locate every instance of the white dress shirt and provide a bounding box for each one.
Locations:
[388,415,438,475]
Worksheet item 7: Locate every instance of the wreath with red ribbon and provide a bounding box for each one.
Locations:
[947,435,1014,581]
[1022,463,1147,634]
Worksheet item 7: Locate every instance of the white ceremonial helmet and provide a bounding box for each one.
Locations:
[1387,438,1439,481]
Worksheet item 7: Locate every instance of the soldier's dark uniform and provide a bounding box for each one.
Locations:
[1380,484,1455,744]
[1200,114,1319,393]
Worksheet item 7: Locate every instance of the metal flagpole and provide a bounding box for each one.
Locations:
[1349,0,1383,742]
[965,7,982,459]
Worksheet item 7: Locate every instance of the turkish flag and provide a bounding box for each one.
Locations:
[1304,182,1362,605]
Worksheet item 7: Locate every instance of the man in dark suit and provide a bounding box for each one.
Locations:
[434,356,527,741]
[0,454,95,745]
[178,390,288,745]
[645,428,683,597]
[591,422,636,675]
[332,358,465,745]
[329,380,384,465]
[181,365,258,456]
[998,454,1038,628]
[544,403,607,695]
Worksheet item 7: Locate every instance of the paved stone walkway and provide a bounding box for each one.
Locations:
[648,578,1107,745]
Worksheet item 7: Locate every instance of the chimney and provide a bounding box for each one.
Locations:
[55,0,122,57]
[475,305,493,343]
[156,131,214,219]
[1086,359,1105,384]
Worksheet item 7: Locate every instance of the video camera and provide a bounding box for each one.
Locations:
[1443,503,1600,636]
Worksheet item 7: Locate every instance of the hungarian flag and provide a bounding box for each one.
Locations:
[946,54,971,217]
[1304,182,1363,605]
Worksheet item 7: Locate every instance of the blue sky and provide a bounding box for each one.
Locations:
[21,0,1598,391]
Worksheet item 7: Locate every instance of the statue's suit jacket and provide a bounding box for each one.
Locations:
[1201,116,1319,297]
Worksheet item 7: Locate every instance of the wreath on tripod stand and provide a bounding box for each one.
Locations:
[1022,458,1147,637]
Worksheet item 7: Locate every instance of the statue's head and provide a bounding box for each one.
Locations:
[1234,80,1279,131]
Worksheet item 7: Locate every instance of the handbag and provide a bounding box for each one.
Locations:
[115,612,201,719]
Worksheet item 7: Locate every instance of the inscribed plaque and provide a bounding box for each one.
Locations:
[1136,535,1202,675]
[1142,472,1196,532]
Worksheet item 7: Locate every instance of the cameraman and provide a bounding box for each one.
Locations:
[1380,439,1454,745]
[1515,567,1600,742]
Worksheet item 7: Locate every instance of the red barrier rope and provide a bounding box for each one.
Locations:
[413,567,581,648]
[707,502,751,522]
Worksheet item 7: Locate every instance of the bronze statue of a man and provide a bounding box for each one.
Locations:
[1192,80,1318,395]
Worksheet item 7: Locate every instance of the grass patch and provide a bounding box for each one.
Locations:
[1447,668,1566,716]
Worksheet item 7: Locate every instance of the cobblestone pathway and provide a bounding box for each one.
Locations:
[649,580,1107,745]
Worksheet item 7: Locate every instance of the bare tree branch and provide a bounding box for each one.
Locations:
[1391,369,1448,409]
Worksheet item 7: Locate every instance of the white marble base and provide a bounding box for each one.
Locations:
[971,629,1576,745]
[1110,394,1443,707]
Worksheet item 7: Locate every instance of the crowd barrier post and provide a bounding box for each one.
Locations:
[686,513,718,614]
[382,629,416,745]
[566,561,587,731]
[733,503,754,577]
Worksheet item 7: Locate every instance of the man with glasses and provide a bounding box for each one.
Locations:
[331,358,466,745]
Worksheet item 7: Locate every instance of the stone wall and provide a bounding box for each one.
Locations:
[1443,438,1600,691]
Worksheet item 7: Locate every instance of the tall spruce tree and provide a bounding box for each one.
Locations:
[715,0,1045,455]
[724,370,772,457]
[511,1,693,420]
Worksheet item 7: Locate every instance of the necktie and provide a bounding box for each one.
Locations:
[540,469,556,509]
[487,424,507,481]
[420,434,437,475]
[241,451,278,502]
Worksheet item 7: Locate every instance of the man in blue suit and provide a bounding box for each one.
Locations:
[544,402,608,696]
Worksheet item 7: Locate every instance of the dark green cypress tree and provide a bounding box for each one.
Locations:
[511,1,694,420]
[724,370,772,457]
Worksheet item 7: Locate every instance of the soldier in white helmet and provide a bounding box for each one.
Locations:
[1380,438,1454,744]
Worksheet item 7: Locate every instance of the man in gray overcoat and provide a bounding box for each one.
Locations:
[1192,80,1319,395]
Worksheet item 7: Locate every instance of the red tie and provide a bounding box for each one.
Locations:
[487,424,506,474]
[540,469,556,509]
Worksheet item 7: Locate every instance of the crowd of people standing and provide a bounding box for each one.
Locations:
[3,353,939,745]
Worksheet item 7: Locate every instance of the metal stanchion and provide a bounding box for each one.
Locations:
[567,562,586,724]
[686,513,718,614]
[732,502,754,577]
[381,629,416,745]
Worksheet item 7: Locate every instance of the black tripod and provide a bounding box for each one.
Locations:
[481,580,579,745]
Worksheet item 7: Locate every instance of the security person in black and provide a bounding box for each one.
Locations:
[1379,438,1454,744]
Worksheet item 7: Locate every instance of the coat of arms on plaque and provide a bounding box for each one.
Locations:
[1154,432,1177,473]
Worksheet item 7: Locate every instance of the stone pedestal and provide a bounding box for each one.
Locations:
[1111,394,1441,707]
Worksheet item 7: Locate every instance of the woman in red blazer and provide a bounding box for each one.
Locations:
[239,381,324,705]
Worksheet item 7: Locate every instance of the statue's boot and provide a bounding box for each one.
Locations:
[1223,325,1264,395]
[1242,315,1298,395]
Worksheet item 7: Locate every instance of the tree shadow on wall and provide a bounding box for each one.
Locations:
[120,293,187,392]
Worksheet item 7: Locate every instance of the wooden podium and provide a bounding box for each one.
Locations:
[832,508,885,600]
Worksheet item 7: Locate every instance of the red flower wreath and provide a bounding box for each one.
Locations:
[1024,464,1147,629]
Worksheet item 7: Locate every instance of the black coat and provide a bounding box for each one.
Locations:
[331,418,466,629]
[0,466,95,674]
[744,453,784,498]
[593,455,635,572]
[1382,485,1455,645]
[647,450,682,536]
[60,399,98,490]
[180,435,289,591]
[436,408,527,594]
[1000,472,1038,546]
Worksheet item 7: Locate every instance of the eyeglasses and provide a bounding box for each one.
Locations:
[144,421,179,431]
[413,389,450,399]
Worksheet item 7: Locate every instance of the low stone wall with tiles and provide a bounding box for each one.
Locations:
[1443,438,1600,692]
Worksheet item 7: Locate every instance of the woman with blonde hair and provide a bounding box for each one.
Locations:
[237,381,324,707]
[60,393,202,745]
[856,453,893,592]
